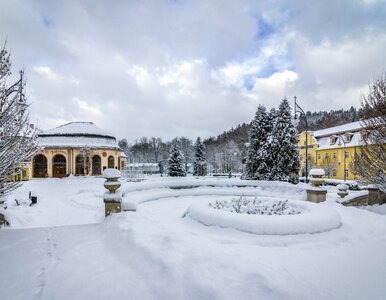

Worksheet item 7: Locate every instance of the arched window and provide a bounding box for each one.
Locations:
[92,155,101,175]
[108,155,114,168]
[33,154,47,178]
[75,155,85,175]
[53,154,66,178]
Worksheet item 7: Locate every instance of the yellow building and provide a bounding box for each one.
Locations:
[31,122,127,178]
[298,131,318,177]
[300,121,370,181]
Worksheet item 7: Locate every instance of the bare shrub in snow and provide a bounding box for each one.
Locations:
[209,196,302,215]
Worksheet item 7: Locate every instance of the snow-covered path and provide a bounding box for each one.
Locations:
[1,177,386,299]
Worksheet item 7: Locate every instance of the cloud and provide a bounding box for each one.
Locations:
[1,0,386,142]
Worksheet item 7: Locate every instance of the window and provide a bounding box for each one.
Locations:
[330,136,337,144]
[344,151,349,158]
[344,133,353,143]
[361,131,369,141]
[332,169,337,177]
[333,152,336,159]
[344,169,349,178]
[317,154,321,160]
[325,153,329,160]
[108,155,115,168]
[307,154,311,160]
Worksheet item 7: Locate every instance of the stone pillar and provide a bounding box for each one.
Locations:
[103,168,122,217]
[307,169,327,203]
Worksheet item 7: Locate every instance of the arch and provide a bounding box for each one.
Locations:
[33,154,47,178]
[52,154,66,178]
[75,155,85,175]
[92,155,101,175]
[108,155,115,168]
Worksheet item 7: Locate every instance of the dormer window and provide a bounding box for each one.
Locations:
[330,135,337,145]
[361,131,369,142]
[344,132,353,143]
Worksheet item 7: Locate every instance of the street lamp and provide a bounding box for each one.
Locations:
[294,96,309,183]
[336,135,347,182]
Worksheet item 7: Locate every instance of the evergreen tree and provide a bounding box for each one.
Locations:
[193,137,207,176]
[268,98,300,183]
[167,143,186,177]
[244,105,272,179]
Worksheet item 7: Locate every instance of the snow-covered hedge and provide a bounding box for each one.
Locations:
[209,196,301,215]
[187,199,342,235]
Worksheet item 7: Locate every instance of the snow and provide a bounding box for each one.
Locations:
[40,121,114,138]
[37,135,119,149]
[313,120,363,137]
[188,199,342,235]
[1,176,386,299]
[309,168,325,176]
[337,184,349,190]
[103,168,121,178]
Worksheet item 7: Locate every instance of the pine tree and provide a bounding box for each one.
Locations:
[193,137,207,176]
[268,98,300,182]
[167,143,186,177]
[244,105,272,179]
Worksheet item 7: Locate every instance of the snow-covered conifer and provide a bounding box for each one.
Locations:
[0,45,36,198]
[193,137,207,176]
[244,105,272,180]
[167,143,186,177]
[268,98,300,182]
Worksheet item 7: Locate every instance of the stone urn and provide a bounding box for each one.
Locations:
[337,184,349,198]
[309,169,325,187]
[103,168,122,217]
[103,169,121,193]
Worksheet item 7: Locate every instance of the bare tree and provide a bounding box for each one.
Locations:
[0,45,36,199]
[358,73,386,191]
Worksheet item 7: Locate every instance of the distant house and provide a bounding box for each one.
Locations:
[31,122,127,178]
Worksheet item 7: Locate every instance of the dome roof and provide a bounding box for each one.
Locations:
[37,122,119,149]
[39,122,114,138]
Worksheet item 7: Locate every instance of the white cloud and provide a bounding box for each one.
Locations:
[1,0,386,141]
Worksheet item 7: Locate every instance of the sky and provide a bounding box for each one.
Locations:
[1,0,386,142]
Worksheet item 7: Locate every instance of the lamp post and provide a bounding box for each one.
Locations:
[336,135,347,182]
[294,96,309,183]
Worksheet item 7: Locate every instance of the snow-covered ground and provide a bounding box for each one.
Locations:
[1,176,386,299]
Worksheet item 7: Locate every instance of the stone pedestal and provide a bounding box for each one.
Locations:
[306,189,327,203]
[103,169,122,217]
[103,199,122,217]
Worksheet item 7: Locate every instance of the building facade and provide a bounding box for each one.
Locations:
[31,122,127,178]
[298,121,371,180]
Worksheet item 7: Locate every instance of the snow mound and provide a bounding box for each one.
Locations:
[103,168,121,178]
[309,169,325,176]
[187,199,342,235]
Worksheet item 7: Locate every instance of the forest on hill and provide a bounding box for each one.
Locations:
[119,106,361,173]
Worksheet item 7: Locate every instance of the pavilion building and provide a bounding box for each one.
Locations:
[32,122,127,178]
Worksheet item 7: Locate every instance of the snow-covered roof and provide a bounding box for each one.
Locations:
[37,136,119,149]
[37,122,119,149]
[314,121,363,137]
[316,130,365,150]
[40,122,114,138]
